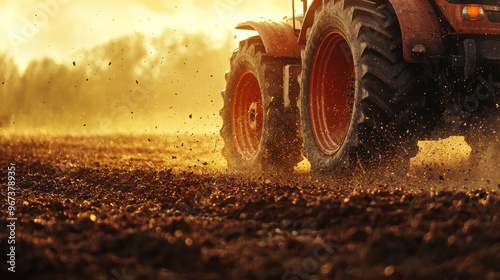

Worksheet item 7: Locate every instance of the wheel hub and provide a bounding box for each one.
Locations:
[248,102,259,130]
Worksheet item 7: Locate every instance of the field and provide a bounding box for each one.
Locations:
[1,134,499,280]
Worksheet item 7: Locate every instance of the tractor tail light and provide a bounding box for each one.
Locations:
[462,5,485,21]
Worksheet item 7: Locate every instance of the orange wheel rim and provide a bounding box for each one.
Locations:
[309,31,355,155]
[231,71,263,160]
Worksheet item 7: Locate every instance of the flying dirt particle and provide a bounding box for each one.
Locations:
[148,138,151,142]
[447,235,456,245]
[83,124,87,127]
[189,114,193,119]
[136,80,139,84]
[384,266,395,276]
[172,156,177,159]
[108,62,112,66]
[86,78,88,81]
[73,61,76,66]
[202,162,208,166]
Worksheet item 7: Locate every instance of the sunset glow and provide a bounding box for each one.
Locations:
[0,0,289,71]
[0,0,290,135]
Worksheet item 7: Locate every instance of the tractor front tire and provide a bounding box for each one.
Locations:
[220,37,302,173]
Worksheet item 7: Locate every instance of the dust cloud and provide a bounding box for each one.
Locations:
[0,29,233,135]
[0,0,302,136]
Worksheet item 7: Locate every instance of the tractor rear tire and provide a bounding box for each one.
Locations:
[299,0,424,173]
[220,37,302,173]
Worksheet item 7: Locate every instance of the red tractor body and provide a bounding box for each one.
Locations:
[221,0,500,173]
[239,0,500,63]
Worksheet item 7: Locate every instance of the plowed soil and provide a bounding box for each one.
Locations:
[1,134,499,280]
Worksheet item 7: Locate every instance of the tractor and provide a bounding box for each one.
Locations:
[220,0,500,173]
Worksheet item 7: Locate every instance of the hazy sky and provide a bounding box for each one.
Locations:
[0,0,290,71]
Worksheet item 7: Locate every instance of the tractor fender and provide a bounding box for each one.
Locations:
[235,20,303,58]
[298,0,443,63]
